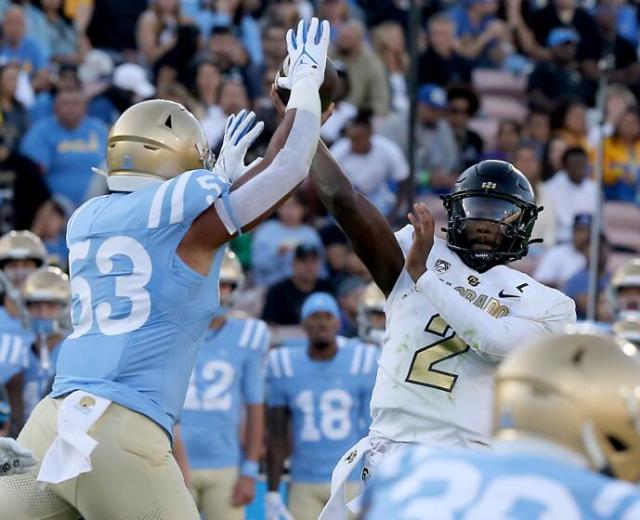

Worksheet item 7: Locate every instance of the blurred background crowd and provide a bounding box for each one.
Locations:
[1,0,640,517]
[1,0,639,326]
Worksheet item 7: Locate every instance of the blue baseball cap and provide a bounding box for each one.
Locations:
[547,28,579,48]
[417,84,447,109]
[301,292,340,321]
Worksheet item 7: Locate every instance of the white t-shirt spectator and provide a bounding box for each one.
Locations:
[533,243,586,287]
[330,134,409,215]
[543,171,598,243]
[320,101,357,145]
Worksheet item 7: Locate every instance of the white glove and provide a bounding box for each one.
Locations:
[265,491,294,520]
[277,17,330,92]
[0,438,37,477]
[213,109,265,184]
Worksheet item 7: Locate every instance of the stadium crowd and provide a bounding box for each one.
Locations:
[1,0,640,519]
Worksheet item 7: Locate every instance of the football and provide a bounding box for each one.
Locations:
[274,56,340,112]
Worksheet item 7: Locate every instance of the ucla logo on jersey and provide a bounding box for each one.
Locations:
[435,259,450,273]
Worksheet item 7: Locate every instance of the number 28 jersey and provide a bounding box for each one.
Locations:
[370,226,575,447]
[51,170,231,437]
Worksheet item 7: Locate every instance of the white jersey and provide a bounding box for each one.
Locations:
[369,226,576,447]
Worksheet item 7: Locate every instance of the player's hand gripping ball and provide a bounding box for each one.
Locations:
[274,55,340,112]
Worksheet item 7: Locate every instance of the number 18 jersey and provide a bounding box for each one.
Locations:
[370,226,574,447]
[51,170,230,437]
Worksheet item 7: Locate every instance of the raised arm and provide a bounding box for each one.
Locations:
[310,140,404,296]
[183,19,330,262]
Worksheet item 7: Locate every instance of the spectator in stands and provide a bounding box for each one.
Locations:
[0,137,49,234]
[544,147,598,243]
[334,19,390,116]
[330,109,409,217]
[86,0,147,54]
[20,87,107,207]
[551,99,593,160]
[513,143,556,249]
[201,76,249,149]
[483,119,522,162]
[446,83,484,171]
[319,62,356,146]
[602,110,640,203]
[528,0,600,64]
[0,64,27,152]
[372,22,409,113]
[586,1,640,96]
[111,62,156,105]
[251,193,324,288]
[522,109,551,156]
[196,0,263,67]
[336,276,366,338]
[541,136,568,180]
[261,23,288,71]
[192,60,222,122]
[563,233,611,320]
[261,244,332,326]
[379,84,458,193]
[41,0,80,65]
[207,27,259,94]
[448,0,508,67]
[587,85,636,148]
[136,0,199,85]
[527,28,587,112]
[534,213,592,288]
[30,196,71,266]
[0,1,49,55]
[0,6,48,91]
[419,13,471,87]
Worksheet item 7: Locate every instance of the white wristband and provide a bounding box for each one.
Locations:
[286,76,321,118]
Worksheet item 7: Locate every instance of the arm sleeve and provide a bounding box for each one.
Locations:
[242,320,270,404]
[214,108,320,235]
[416,270,577,361]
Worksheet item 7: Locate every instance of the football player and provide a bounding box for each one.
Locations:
[309,152,576,518]
[0,18,331,519]
[609,259,640,347]
[362,332,640,519]
[181,249,269,520]
[0,231,47,432]
[356,282,386,346]
[21,267,70,421]
[266,292,377,520]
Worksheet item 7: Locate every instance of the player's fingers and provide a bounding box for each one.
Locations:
[233,111,256,145]
[239,121,264,149]
[295,19,305,46]
[230,109,248,138]
[224,113,235,134]
[319,20,331,50]
[276,76,292,90]
[416,203,435,234]
[407,212,421,236]
[286,28,295,54]
[307,17,319,45]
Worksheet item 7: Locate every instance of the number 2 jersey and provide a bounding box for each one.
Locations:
[181,316,269,470]
[267,338,378,483]
[51,170,231,437]
[370,226,576,447]
[362,443,640,520]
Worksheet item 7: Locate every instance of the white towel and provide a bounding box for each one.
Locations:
[37,391,111,485]
[318,436,373,520]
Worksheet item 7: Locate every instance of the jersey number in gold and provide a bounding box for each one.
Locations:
[405,314,470,392]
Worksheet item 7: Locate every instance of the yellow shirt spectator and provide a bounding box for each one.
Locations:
[602,111,640,202]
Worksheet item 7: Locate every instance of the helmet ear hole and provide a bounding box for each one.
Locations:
[607,435,629,452]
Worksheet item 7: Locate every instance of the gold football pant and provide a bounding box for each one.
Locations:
[190,467,244,520]
[289,481,360,520]
[0,397,199,520]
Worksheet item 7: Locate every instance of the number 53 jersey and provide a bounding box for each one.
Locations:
[369,226,576,447]
[51,170,231,437]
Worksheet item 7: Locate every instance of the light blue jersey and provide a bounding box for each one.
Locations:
[181,316,269,470]
[363,444,640,520]
[267,339,378,483]
[51,170,231,437]
[23,342,61,420]
[0,307,32,385]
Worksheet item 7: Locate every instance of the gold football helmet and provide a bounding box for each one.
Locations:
[357,282,386,345]
[106,99,214,192]
[220,249,244,288]
[495,333,640,482]
[609,258,640,320]
[613,318,640,348]
[22,266,70,305]
[0,230,47,268]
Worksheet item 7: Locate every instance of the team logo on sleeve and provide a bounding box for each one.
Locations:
[346,450,358,464]
[468,275,480,287]
[435,259,450,273]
